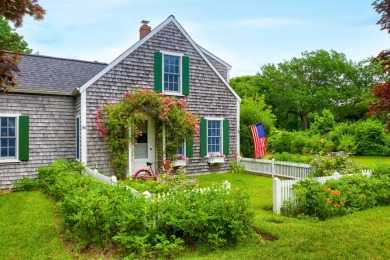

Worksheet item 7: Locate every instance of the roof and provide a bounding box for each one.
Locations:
[13,54,107,94]
[79,15,241,102]
[198,45,232,70]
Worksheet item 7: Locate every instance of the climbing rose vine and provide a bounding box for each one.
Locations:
[95,88,199,179]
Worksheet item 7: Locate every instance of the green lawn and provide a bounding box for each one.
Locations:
[0,191,70,260]
[1,173,389,259]
[351,156,390,169]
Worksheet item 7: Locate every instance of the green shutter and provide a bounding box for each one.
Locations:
[223,119,229,156]
[182,56,190,96]
[200,118,207,157]
[18,116,29,161]
[154,52,163,92]
[186,139,193,158]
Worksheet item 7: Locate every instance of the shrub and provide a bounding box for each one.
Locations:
[269,152,312,164]
[283,173,390,220]
[309,152,363,177]
[372,163,390,177]
[268,130,293,154]
[310,109,335,135]
[150,186,254,249]
[353,120,390,156]
[13,176,40,191]
[37,159,255,258]
[290,132,309,154]
[337,134,357,154]
[304,134,323,154]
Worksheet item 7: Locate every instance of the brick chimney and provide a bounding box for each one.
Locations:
[140,20,151,40]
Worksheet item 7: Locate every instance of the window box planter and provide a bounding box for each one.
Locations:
[208,156,225,164]
[173,159,188,167]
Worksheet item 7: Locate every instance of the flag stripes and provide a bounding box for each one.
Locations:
[250,123,267,158]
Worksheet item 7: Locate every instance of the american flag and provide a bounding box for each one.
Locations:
[250,123,267,158]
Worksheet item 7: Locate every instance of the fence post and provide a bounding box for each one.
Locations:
[333,172,341,180]
[271,158,275,178]
[111,175,117,186]
[273,177,281,214]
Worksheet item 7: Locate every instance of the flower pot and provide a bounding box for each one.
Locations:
[173,159,187,167]
[208,156,225,164]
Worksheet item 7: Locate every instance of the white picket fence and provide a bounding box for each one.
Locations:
[84,168,141,196]
[84,167,231,198]
[273,170,373,214]
[239,157,311,179]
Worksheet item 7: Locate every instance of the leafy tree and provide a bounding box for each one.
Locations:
[256,50,385,130]
[0,0,45,27]
[369,0,390,131]
[368,83,390,130]
[229,75,259,99]
[0,17,32,53]
[0,0,45,93]
[240,96,276,158]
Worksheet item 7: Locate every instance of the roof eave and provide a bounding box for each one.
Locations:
[8,88,73,96]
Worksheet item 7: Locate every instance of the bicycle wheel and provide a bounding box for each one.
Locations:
[134,169,153,181]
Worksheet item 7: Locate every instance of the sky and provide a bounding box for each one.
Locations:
[16,0,390,78]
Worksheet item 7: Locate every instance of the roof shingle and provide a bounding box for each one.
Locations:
[14,54,107,93]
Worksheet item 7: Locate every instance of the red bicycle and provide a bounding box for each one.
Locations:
[133,162,157,180]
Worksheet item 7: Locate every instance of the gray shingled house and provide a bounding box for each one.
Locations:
[0,16,241,189]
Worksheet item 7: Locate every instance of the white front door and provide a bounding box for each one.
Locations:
[129,115,156,176]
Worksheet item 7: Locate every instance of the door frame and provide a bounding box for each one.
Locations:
[128,114,156,176]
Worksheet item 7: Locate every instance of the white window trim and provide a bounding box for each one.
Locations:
[205,117,224,157]
[161,51,183,95]
[0,113,21,163]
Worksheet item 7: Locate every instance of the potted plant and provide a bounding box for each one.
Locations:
[173,154,188,167]
[208,152,225,165]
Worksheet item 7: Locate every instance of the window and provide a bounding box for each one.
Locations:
[164,55,180,93]
[207,120,221,154]
[134,123,148,159]
[154,52,190,95]
[200,118,229,157]
[177,142,185,156]
[1,117,16,159]
[0,115,29,161]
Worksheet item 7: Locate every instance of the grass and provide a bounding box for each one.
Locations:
[178,173,390,259]
[0,191,70,260]
[351,156,390,169]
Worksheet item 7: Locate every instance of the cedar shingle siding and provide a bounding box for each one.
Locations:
[85,21,238,175]
[0,93,75,189]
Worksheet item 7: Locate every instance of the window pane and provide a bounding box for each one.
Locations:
[1,128,6,136]
[1,148,7,157]
[0,118,6,127]
[8,127,15,137]
[0,138,7,147]
[9,147,15,157]
[8,118,15,127]
[9,138,15,147]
